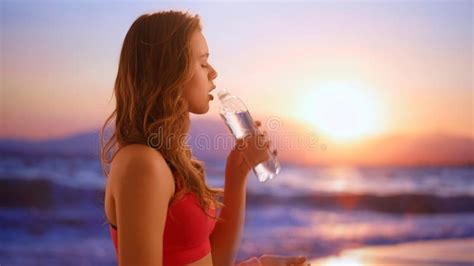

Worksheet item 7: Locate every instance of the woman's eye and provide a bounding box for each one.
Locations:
[201,64,208,68]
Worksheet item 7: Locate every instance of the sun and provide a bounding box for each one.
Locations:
[297,81,383,141]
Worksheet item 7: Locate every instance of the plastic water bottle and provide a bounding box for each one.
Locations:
[217,89,281,182]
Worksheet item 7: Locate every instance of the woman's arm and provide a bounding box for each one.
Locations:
[209,146,249,266]
[113,145,175,266]
[208,121,308,266]
[210,124,271,266]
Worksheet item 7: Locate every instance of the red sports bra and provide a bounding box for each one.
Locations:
[108,169,217,265]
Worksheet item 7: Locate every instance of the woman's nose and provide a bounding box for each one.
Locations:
[209,65,218,80]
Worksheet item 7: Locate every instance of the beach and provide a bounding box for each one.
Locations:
[311,238,474,266]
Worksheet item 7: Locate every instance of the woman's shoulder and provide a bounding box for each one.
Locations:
[109,143,176,197]
[113,144,168,169]
[116,143,163,158]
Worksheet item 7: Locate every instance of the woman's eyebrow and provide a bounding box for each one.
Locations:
[200,52,209,58]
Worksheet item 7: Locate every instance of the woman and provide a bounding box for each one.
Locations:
[101,10,309,266]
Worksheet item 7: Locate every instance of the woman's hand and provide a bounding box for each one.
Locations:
[237,254,309,266]
[259,254,309,266]
[225,120,277,183]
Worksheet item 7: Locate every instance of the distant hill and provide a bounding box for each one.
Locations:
[0,131,101,156]
[1,118,473,167]
[0,118,232,160]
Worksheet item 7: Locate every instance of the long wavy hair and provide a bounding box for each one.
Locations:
[100,10,224,221]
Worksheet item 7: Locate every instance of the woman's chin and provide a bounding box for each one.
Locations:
[189,105,209,115]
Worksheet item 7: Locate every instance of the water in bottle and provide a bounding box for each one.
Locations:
[217,89,281,182]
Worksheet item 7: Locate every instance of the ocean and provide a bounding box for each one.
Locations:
[1,153,473,265]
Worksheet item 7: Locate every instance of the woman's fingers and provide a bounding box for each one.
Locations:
[257,130,270,148]
[259,254,308,266]
[285,256,308,266]
[233,119,277,168]
[254,120,269,148]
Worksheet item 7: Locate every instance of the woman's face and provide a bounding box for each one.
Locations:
[183,30,218,114]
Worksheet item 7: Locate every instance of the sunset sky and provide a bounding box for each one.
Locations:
[1,1,472,164]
